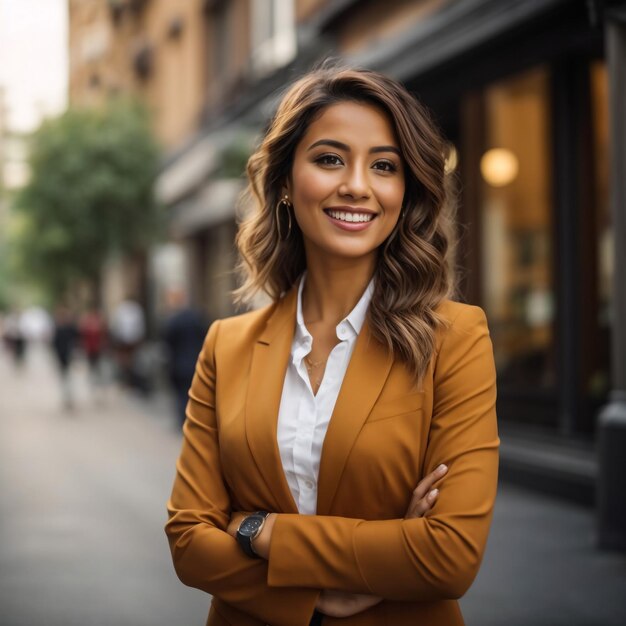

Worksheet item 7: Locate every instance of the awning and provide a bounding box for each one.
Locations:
[169,178,245,238]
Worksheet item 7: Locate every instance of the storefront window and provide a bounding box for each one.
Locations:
[480,67,555,389]
[590,61,611,397]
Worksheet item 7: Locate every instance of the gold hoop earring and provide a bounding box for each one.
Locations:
[275,194,293,240]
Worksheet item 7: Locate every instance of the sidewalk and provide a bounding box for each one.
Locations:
[0,343,208,626]
[461,485,626,625]
[0,343,624,625]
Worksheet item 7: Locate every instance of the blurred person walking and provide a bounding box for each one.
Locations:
[79,306,108,403]
[51,305,78,411]
[110,297,146,391]
[2,310,27,369]
[163,289,208,429]
[19,306,54,343]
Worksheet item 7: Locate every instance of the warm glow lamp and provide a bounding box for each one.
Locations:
[480,148,519,187]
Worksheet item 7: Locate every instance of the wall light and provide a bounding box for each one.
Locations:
[480,148,519,187]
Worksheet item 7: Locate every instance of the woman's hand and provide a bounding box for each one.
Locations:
[315,590,383,618]
[405,463,448,518]
[315,463,448,618]
[226,465,449,617]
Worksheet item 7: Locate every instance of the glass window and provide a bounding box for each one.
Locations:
[250,0,296,77]
[590,60,611,397]
[212,1,232,84]
[479,67,556,390]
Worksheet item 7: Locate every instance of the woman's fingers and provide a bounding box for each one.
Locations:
[405,464,448,518]
[413,464,448,499]
[405,487,439,518]
[316,590,382,618]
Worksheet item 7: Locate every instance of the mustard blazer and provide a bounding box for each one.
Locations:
[166,285,499,626]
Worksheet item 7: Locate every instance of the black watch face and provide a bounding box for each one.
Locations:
[239,515,264,538]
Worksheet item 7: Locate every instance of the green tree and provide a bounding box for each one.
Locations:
[13,100,162,302]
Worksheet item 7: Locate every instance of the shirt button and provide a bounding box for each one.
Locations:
[304,480,314,490]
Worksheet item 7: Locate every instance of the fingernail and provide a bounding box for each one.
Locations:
[437,464,447,473]
[429,489,439,499]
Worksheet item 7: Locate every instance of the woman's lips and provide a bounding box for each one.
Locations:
[323,209,377,232]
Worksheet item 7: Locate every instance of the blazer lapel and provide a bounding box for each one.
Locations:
[317,321,394,515]
[245,287,299,514]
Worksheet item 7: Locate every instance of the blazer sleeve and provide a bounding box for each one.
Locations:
[165,320,319,626]
[267,305,499,601]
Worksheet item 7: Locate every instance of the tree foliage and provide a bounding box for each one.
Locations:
[13,100,162,299]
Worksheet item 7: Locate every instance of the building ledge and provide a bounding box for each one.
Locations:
[351,0,574,81]
[498,424,597,507]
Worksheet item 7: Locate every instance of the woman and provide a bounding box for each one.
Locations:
[166,67,499,626]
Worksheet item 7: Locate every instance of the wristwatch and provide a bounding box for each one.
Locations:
[236,511,270,558]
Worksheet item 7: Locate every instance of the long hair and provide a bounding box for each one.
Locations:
[235,66,456,380]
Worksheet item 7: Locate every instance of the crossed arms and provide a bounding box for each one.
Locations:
[165,306,499,626]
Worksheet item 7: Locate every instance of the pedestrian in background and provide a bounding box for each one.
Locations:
[166,67,498,626]
[79,306,108,404]
[110,297,146,390]
[51,305,78,411]
[2,309,27,369]
[162,288,207,428]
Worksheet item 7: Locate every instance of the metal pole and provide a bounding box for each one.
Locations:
[597,10,626,551]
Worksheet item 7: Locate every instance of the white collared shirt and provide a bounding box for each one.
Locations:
[276,274,374,514]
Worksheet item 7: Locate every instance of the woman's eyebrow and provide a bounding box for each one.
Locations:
[370,145,401,156]
[307,139,350,152]
[307,139,401,156]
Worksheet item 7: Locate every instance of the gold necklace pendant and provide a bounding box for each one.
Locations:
[304,354,327,393]
[305,354,327,369]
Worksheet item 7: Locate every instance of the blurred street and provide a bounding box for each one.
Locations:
[1,344,625,626]
[0,343,208,626]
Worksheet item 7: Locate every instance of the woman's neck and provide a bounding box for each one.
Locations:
[301,252,376,326]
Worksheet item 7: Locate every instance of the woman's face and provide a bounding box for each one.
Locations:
[286,100,405,263]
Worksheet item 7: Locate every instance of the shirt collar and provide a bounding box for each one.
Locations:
[295,272,374,343]
[345,277,374,335]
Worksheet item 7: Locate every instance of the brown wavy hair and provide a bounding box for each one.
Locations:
[235,66,456,380]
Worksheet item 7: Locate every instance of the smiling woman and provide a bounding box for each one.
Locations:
[166,66,499,626]
[237,67,456,380]
[288,101,405,260]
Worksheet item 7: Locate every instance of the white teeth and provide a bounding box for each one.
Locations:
[327,210,374,223]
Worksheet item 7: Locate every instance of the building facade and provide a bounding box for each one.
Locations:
[68,0,210,318]
[68,0,626,543]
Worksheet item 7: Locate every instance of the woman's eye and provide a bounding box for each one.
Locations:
[373,160,397,172]
[315,154,343,166]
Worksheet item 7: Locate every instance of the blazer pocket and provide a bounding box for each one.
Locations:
[366,391,424,423]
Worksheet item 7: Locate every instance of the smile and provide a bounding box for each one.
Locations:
[324,209,375,223]
[323,207,378,232]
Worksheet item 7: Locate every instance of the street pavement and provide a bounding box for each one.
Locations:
[0,344,208,626]
[1,343,625,626]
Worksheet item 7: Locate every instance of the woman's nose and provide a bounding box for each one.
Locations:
[339,165,371,200]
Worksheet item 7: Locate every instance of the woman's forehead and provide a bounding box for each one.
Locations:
[299,101,400,151]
